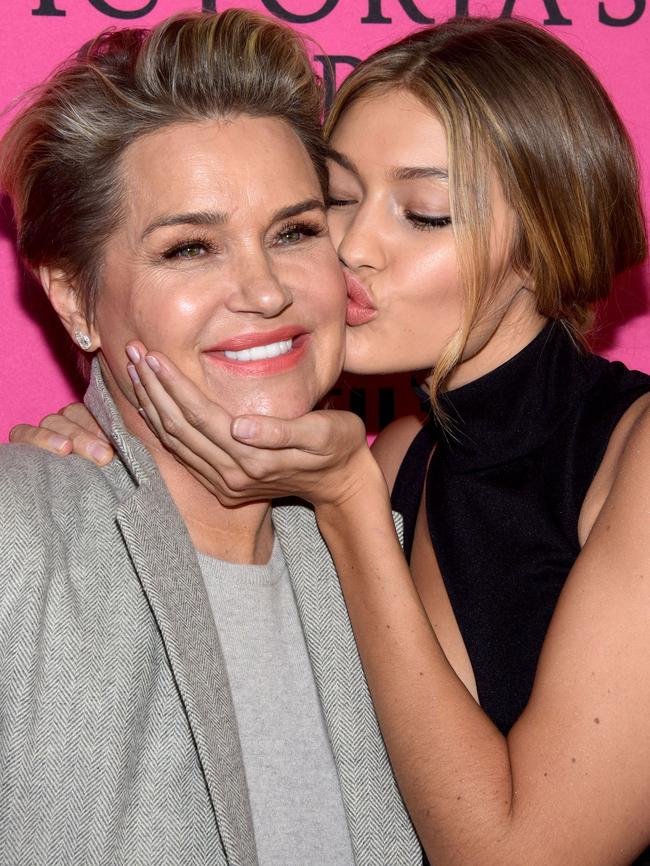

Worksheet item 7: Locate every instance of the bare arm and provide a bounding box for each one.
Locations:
[370,414,424,491]
[315,407,650,866]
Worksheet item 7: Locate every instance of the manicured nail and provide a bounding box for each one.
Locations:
[89,442,111,463]
[146,355,161,373]
[232,418,258,440]
[51,434,69,452]
[126,345,140,364]
[127,364,140,386]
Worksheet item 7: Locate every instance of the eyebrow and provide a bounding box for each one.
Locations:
[327,148,448,184]
[272,198,326,222]
[389,166,449,182]
[141,209,227,240]
[327,148,362,179]
[141,198,325,241]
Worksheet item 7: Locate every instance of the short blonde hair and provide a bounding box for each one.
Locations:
[1,10,326,322]
[325,17,647,414]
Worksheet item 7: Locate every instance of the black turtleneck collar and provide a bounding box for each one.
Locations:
[427,320,594,473]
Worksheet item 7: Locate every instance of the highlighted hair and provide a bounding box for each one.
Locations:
[325,17,646,416]
[1,10,326,322]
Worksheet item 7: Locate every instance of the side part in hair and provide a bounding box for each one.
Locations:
[326,17,647,414]
[0,10,327,326]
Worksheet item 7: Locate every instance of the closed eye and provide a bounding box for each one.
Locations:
[327,196,358,208]
[406,212,452,231]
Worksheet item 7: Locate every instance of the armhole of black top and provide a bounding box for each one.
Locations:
[390,422,436,561]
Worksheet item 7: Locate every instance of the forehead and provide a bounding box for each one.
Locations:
[119,116,321,221]
[330,89,448,170]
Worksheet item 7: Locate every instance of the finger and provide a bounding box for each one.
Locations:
[231,410,365,454]
[126,341,193,444]
[127,362,166,440]
[43,412,113,465]
[141,348,234,438]
[37,405,113,464]
[43,412,113,464]
[124,342,291,498]
[139,406,268,504]
[60,402,110,442]
[9,423,73,455]
[127,342,248,465]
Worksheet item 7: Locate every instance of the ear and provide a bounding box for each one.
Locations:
[39,265,100,351]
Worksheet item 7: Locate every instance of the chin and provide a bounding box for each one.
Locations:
[343,331,382,376]
[217,389,319,420]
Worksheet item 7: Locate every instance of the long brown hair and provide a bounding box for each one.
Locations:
[325,17,647,413]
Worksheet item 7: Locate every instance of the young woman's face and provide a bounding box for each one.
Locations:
[327,88,522,376]
[91,117,346,421]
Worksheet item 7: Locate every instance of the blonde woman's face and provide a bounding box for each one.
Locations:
[328,89,521,377]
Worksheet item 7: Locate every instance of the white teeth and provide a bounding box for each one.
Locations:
[224,339,293,362]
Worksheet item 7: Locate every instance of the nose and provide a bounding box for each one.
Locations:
[227,253,292,318]
[334,201,386,272]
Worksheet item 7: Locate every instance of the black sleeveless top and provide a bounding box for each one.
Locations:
[392,322,650,865]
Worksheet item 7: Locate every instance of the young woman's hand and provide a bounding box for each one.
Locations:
[125,341,380,508]
[9,403,114,465]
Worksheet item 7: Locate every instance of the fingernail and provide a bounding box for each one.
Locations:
[127,364,140,386]
[146,355,160,373]
[232,418,258,440]
[51,434,69,452]
[126,345,140,364]
[89,442,111,463]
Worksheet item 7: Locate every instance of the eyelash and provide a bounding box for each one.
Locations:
[327,197,451,234]
[160,220,324,261]
[406,212,452,231]
[162,234,217,260]
[327,197,356,209]
[274,219,326,245]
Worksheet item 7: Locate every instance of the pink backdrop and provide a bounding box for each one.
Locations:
[1,0,648,440]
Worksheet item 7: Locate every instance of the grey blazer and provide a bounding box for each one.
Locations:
[0,362,420,866]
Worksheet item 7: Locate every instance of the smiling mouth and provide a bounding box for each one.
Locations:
[224,338,293,362]
[204,329,309,377]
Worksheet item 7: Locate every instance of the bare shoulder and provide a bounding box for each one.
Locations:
[371,415,425,493]
[579,393,650,543]
[609,398,650,496]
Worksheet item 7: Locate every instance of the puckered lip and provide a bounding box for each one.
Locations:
[344,270,378,311]
[203,325,307,353]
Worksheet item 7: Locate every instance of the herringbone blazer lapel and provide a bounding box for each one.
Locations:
[273,502,422,866]
[86,363,257,866]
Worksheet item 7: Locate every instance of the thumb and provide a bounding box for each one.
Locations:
[231,410,366,454]
[231,415,299,450]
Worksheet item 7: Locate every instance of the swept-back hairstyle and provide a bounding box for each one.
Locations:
[1,10,326,322]
[325,17,647,414]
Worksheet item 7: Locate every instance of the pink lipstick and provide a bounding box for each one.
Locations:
[203,326,309,376]
[344,272,378,327]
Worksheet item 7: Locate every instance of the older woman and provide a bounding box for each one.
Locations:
[0,11,420,866]
[23,16,650,866]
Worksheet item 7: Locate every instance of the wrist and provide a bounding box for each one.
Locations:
[315,450,391,526]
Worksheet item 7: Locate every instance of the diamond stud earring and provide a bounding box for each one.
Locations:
[74,330,92,351]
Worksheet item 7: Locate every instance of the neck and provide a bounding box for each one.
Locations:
[100,360,274,565]
[445,288,547,392]
[149,452,275,564]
